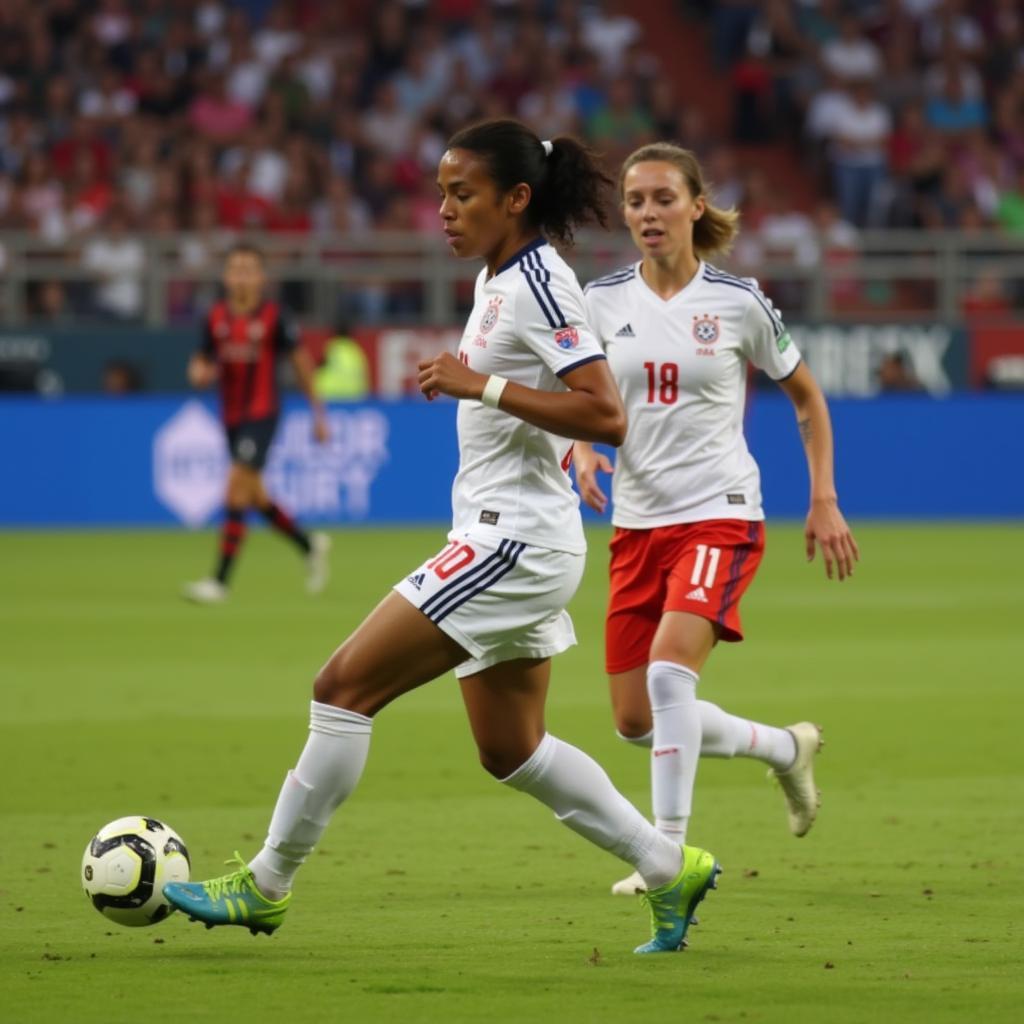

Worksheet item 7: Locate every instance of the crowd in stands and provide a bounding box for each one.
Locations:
[0,0,1020,323]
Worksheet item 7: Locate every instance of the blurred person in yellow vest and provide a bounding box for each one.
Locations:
[314,320,370,400]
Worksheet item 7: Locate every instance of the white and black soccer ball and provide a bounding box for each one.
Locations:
[81,816,190,927]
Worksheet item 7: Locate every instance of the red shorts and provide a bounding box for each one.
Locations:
[605,519,765,674]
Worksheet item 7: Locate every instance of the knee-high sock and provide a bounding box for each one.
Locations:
[647,661,700,845]
[215,508,247,584]
[248,701,372,899]
[259,501,311,554]
[618,705,796,769]
[698,701,796,769]
[502,733,681,890]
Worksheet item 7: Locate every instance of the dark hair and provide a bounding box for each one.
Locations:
[225,241,265,264]
[447,119,611,246]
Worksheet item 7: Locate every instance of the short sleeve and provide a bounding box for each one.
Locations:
[275,309,300,353]
[738,280,801,381]
[514,265,606,379]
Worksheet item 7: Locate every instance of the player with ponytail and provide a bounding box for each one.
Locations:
[165,123,721,956]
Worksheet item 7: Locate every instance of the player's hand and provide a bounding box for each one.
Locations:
[312,408,330,444]
[188,357,217,389]
[574,447,613,514]
[417,352,486,402]
[805,497,859,581]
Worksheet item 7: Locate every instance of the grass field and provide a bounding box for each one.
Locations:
[2,524,1022,1024]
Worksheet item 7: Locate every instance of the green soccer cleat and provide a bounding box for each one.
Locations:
[634,845,720,954]
[163,853,290,936]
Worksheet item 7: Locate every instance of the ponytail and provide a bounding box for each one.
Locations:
[447,119,611,246]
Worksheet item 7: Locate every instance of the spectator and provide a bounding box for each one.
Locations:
[826,78,891,227]
[102,358,144,394]
[361,81,415,159]
[81,207,146,321]
[189,70,253,144]
[925,65,987,136]
[877,351,922,392]
[587,75,654,164]
[995,167,1024,234]
[821,13,882,82]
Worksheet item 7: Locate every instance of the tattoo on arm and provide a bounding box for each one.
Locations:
[798,417,813,446]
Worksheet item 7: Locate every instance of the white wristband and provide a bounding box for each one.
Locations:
[480,374,508,409]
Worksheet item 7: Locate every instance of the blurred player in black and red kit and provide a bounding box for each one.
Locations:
[183,243,331,604]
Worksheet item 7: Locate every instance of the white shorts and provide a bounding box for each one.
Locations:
[393,530,584,677]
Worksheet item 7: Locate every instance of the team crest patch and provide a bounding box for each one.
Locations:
[248,320,266,341]
[692,314,720,345]
[479,296,502,334]
[554,325,579,350]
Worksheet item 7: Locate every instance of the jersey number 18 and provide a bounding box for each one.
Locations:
[643,362,679,405]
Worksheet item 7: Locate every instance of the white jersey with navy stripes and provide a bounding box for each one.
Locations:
[452,238,606,554]
[584,260,801,528]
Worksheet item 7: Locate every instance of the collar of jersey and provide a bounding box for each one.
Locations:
[491,237,547,278]
[636,259,706,305]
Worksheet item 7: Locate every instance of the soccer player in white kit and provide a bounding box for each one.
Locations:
[165,122,720,954]
[575,143,860,895]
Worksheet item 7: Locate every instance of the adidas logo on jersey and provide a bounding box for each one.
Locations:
[407,572,426,590]
[614,323,635,337]
[685,586,709,603]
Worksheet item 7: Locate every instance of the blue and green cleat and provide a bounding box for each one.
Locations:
[163,853,290,936]
[634,845,721,954]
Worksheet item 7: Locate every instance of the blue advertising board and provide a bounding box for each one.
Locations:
[0,395,1021,526]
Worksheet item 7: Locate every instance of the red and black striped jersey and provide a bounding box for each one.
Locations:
[200,300,298,427]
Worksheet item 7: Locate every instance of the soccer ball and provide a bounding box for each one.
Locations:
[81,816,190,927]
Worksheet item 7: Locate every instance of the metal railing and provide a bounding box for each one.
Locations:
[1,229,1021,328]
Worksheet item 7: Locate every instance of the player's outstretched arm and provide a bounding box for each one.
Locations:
[417,352,627,447]
[573,441,614,514]
[187,353,217,389]
[290,348,329,443]
[777,361,860,581]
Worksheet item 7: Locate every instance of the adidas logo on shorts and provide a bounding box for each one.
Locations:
[614,323,635,337]
[407,572,426,590]
[685,586,709,603]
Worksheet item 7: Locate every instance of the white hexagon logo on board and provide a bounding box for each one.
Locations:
[152,401,228,526]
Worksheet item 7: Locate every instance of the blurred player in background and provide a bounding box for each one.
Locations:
[165,120,719,955]
[184,243,331,604]
[577,143,859,895]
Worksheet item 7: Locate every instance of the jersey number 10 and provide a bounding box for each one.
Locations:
[643,362,679,404]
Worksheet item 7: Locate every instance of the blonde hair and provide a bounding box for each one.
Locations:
[619,143,739,259]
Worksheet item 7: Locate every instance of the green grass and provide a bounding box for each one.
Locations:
[1,524,1022,1023]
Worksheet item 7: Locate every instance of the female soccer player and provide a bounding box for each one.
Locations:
[576,143,859,896]
[183,243,331,604]
[165,121,720,955]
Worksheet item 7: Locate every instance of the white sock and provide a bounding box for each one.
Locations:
[502,733,681,890]
[248,701,372,899]
[698,700,796,770]
[647,661,700,846]
[617,702,796,771]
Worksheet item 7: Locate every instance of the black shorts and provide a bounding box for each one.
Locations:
[226,415,278,470]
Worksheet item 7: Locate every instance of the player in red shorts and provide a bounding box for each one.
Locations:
[184,243,331,604]
[577,143,859,894]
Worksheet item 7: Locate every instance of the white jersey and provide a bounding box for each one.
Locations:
[453,239,607,554]
[584,260,801,528]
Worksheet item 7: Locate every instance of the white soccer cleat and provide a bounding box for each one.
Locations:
[611,869,647,896]
[769,722,823,837]
[306,532,332,594]
[183,578,227,604]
